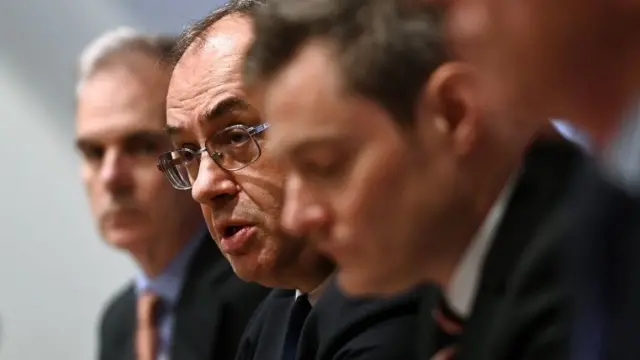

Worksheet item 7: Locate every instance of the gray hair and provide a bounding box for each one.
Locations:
[76,26,176,95]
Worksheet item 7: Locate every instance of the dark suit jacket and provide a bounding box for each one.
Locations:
[417,139,582,360]
[98,233,271,360]
[235,278,422,360]
[557,157,640,360]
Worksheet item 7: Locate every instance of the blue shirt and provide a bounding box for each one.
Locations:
[134,228,206,359]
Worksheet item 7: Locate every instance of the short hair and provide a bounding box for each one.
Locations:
[171,0,266,67]
[76,27,176,95]
[243,0,448,123]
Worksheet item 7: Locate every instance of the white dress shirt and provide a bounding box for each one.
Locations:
[445,175,519,317]
[295,276,332,307]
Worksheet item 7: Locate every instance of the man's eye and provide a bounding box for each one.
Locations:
[80,146,104,161]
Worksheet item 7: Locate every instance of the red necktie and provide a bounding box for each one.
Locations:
[430,304,464,360]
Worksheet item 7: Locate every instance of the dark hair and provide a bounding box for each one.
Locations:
[243,0,448,123]
[172,0,266,66]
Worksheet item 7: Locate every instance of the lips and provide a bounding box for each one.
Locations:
[218,223,257,255]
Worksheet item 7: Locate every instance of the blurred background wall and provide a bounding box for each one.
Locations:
[0,1,222,359]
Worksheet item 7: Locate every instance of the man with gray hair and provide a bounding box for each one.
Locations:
[75,27,268,360]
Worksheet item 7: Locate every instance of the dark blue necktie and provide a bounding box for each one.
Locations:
[282,294,312,360]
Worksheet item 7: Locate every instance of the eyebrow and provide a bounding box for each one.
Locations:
[75,130,167,150]
[165,97,251,135]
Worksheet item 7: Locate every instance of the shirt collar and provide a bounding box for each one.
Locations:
[295,276,332,307]
[445,173,519,318]
[134,228,206,306]
[551,119,592,151]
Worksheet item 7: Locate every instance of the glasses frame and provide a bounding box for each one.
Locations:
[157,123,270,190]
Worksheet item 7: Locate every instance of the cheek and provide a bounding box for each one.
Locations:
[133,166,184,215]
[135,165,172,196]
[81,168,104,210]
[334,157,412,256]
[237,159,286,215]
[200,205,218,237]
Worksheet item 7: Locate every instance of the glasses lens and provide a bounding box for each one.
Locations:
[158,150,199,190]
[208,127,260,170]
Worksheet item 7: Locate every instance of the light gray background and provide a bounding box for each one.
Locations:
[0,1,223,359]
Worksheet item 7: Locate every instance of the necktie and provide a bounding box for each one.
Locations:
[282,294,312,360]
[431,302,465,360]
[136,292,161,360]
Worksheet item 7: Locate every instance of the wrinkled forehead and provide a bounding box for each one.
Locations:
[170,15,253,98]
[167,15,255,127]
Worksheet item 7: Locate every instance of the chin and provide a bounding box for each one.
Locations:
[104,228,148,252]
[227,253,286,288]
[228,254,268,283]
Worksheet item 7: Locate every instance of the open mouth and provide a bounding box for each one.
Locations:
[223,225,246,238]
[218,224,257,254]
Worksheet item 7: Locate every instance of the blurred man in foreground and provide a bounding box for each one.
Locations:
[243,0,578,358]
[75,28,268,360]
[157,1,423,359]
[440,0,640,359]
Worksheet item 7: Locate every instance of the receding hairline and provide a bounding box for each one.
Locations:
[175,13,254,68]
[171,0,265,67]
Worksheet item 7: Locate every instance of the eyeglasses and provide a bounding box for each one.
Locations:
[157,123,270,190]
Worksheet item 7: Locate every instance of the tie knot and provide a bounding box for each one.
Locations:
[292,294,312,315]
[137,292,162,325]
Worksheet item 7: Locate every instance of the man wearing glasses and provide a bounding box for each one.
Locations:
[157,1,423,359]
[75,28,269,360]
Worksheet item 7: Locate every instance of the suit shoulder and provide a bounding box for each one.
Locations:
[308,281,420,359]
[234,289,294,360]
[243,288,294,328]
[99,282,135,331]
[98,282,135,360]
[218,274,273,302]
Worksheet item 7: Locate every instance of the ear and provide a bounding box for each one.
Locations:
[416,61,479,156]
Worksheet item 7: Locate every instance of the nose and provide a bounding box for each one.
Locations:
[280,175,329,237]
[100,149,134,194]
[191,155,238,207]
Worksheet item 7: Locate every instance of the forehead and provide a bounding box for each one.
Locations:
[76,62,169,140]
[167,15,254,130]
[261,40,378,149]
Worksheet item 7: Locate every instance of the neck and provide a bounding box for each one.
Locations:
[279,251,334,293]
[423,132,525,288]
[132,219,204,278]
[576,39,640,150]
[293,257,334,294]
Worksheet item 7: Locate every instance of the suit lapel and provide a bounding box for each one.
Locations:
[457,140,582,360]
[121,289,137,360]
[170,234,231,360]
[254,290,297,360]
